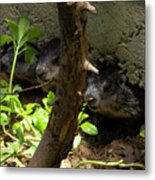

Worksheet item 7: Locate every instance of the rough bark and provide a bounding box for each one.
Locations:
[28,2,95,168]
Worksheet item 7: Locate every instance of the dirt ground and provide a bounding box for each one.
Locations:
[61,114,145,169]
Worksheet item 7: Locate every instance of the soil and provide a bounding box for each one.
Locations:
[62,135,144,169]
[61,114,145,169]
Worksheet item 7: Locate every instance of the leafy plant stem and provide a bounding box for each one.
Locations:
[22,115,38,135]
[9,45,20,93]
[18,47,28,55]
[25,136,41,142]
[2,125,18,141]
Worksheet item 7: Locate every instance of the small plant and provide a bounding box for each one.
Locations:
[0,16,44,93]
[72,103,98,151]
[0,85,55,167]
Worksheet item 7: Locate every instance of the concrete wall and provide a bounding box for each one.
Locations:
[0,1,145,87]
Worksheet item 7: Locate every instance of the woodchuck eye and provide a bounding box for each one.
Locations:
[52,56,59,65]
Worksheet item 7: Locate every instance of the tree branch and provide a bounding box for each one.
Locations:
[28,2,96,167]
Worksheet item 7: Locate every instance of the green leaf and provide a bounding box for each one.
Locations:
[0,79,9,87]
[80,121,98,136]
[20,27,44,47]
[19,27,44,47]
[0,112,9,126]
[0,141,21,165]
[72,133,82,151]
[0,154,10,165]
[42,91,54,113]
[13,84,22,93]
[23,117,32,131]
[0,34,13,46]
[0,86,8,101]
[5,18,18,41]
[24,45,38,63]
[12,122,24,144]
[7,141,21,153]
[18,16,30,42]
[47,91,55,103]
[32,108,49,133]
[2,95,23,113]
[78,112,89,125]
[9,96,23,113]
[26,27,44,41]
[25,103,40,115]
[1,94,12,103]
[0,105,11,112]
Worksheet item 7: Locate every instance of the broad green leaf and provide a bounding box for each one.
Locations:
[23,117,32,131]
[0,88,8,101]
[5,18,18,41]
[13,84,22,93]
[32,108,49,133]
[42,98,48,108]
[0,152,13,165]
[0,94,11,103]
[7,141,21,153]
[35,118,48,133]
[0,34,13,46]
[18,16,30,42]
[9,96,23,113]
[19,27,44,47]
[78,112,89,124]
[18,34,29,47]
[1,146,14,155]
[42,91,55,112]
[25,103,40,115]
[12,122,24,144]
[0,79,9,87]
[24,45,38,63]
[0,105,11,112]
[26,27,44,41]
[1,141,21,163]
[47,91,55,103]
[1,94,13,103]
[72,133,82,151]
[80,121,98,136]
[0,112,9,126]
[0,94,5,102]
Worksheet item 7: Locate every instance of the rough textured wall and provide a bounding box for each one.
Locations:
[0,3,59,46]
[88,1,145,87]
[0,1,145,87]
